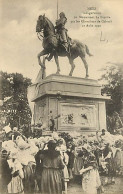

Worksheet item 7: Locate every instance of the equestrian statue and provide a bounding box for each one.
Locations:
[36,12,93,78]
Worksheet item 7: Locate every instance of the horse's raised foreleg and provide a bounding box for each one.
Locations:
[54,53,60,74]
[80,56,89,78]
[68,58,75,76]
[37,49,49,68]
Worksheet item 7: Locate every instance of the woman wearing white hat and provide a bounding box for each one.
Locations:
[7,151,24,193]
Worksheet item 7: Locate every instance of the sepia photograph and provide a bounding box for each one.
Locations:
[0,0,123,193]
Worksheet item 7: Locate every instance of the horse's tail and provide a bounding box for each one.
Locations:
[85,44,93,56]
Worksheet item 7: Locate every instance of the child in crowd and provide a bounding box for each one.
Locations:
[102,143,115,185]
[73,140,84,177]
[66,142,75,180]
[60,145,69,194]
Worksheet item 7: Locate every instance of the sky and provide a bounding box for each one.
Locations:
[0,0,123,82]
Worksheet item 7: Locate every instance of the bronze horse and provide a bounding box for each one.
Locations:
[36,15,93,77]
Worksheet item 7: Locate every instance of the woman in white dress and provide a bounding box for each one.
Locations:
[7,152,24,194]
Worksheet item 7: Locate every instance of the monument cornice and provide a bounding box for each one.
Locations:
[32,90,110,102]
[31,74,110,102]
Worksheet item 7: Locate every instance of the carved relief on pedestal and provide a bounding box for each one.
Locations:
[60,103,97,129]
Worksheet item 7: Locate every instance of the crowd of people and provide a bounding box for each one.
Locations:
[1,124,123,194]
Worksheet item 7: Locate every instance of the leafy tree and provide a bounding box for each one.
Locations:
[0,71,32,129]
[99,63,123,133]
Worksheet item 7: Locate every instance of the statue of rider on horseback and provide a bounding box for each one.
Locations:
[55,12,70,53]
[36,12,93,78]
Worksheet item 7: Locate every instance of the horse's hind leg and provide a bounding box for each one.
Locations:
[54,53,60,74]
[69,58,75,76]
[80,56,89,78]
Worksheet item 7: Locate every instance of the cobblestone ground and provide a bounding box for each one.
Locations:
[67,176,123,194]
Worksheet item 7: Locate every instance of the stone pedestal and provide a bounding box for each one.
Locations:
[31,74,109,133]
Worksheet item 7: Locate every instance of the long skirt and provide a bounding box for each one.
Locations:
[23,162,36,193]
[82,169,101,194]
[41,168,62,194]
[63,165,69,182]
[114,150,121,168]
[105,158,115,176]
[8,176,24,194]
[73,156,84,175]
